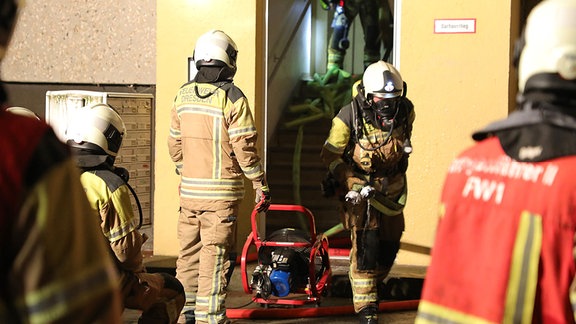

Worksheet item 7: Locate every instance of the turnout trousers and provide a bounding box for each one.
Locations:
[176,205,238,324]
[348,211,404,313]
[342,173,406,313]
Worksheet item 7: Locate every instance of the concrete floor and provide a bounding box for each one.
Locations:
[123,255,423,323]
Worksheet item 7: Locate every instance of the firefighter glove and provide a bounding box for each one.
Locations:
[345,190,362,205]
[346,185,375,205]
[360,186,375,199]
[255,185,271,212]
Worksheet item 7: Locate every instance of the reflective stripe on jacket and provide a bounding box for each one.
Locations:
[168,81,265,210]
[80,170,145,278]
[417,137,576,324]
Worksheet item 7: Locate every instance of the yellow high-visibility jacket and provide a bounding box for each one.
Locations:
[79,169,145,282]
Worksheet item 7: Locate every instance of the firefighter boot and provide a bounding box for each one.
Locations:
[358,304,378,324]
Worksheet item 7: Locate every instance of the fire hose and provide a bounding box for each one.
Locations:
[226,299,419,319]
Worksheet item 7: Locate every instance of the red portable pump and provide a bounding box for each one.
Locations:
[240,204,332,306]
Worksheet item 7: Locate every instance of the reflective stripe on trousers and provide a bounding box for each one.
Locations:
[176,206,237,324]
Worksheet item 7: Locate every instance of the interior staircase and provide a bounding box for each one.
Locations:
[265,104,344,239]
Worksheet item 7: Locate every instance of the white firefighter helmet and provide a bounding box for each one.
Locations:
[518,0,576,92]
[6,106,40,120]
[66,103,126,165]
[362,61,404,99]
[193,29,238,70]
[0,0,20,62]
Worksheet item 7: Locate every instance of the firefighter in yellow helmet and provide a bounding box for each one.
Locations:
[67,103,185,323]
[168,29,271,324]
[321,61,415,324]
[1,0,122,322]
[417,0,576,322]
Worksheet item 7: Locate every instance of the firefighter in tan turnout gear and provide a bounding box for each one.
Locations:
[67,103,185,323]
[321,61,414,324]
[1,1,122,322]
[168,29,271,324]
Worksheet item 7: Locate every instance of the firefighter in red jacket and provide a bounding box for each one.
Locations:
[321,61,415,324]
[67,103,185,323]
[417,0,576,323]
[1,1,122,322]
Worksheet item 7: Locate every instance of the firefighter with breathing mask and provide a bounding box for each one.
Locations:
[321,60,415,324]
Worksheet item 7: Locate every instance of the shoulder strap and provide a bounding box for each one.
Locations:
[82,166,143,229]
[82,168,124,193]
